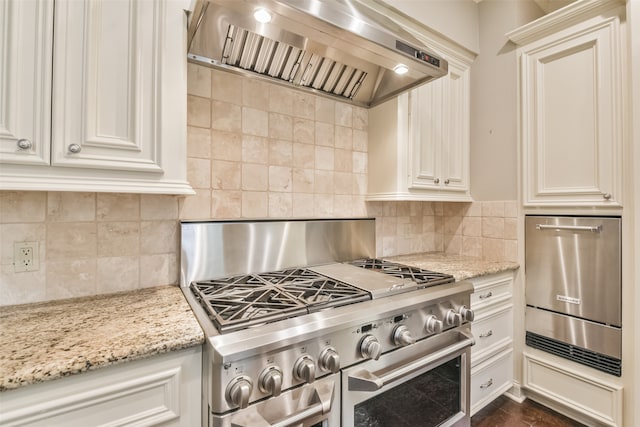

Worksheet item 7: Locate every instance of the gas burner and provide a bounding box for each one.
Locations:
[191,268,369,332]
[348,258,455,287]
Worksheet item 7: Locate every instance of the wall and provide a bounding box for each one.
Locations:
[370,200,517,259]
[0,65,518,306]
[382,0,480,53]
[0,192,180,304]
[182,66,368,219]
[470,0,543,201]
[626,1,640,424]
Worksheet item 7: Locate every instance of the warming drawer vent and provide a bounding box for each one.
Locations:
[526,332,621,377]
[222,26,368,101]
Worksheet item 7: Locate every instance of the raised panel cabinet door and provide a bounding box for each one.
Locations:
[441,60,470,193]
[522,13,623,206]
[408,79,443,190]
[0,0,52,165]
[51,0,164,172]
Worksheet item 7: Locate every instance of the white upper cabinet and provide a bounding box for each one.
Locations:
[0,0,193,194]
[0,0,53,166]
[508,0,625,207]
[368,51,473,202]
[408,59,470,195]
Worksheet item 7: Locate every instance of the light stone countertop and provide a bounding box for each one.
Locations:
[0,254,516,392]
[0,285,204,392]
[386,252,520,281]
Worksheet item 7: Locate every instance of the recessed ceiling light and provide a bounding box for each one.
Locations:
[254,8,272,23]
[393,64,409,75]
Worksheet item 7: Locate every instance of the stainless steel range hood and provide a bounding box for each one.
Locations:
[188,0,448,108]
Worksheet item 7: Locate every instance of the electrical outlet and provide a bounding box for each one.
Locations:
[14,242,39,273]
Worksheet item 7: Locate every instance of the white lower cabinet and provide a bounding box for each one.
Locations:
[469,272,515,415]
[471,304,513,363]
[471,349,514,415]
[523,350,623,427]
[0,347,202,427]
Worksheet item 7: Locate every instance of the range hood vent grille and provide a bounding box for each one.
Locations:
[221,26,368,101]
[188,0,448,108]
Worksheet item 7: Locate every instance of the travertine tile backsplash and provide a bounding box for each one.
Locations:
[0,64,517,305]
[183,65,368,219]
[0,192,180,305]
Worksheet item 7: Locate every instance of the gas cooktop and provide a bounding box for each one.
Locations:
[190,267,370,333]
[190,259,455,333]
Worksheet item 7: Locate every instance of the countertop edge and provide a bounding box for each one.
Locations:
[0,285,205,392]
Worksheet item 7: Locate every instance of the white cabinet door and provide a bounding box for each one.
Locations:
[52,0,163,172]
[408,72,443,191]
[442,60,470,193]
[515,7,624,207]
[0,347,202,427]
[0,0,52,166]
[408,58,471,196]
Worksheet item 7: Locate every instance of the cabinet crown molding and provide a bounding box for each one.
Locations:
[506,0,625,45]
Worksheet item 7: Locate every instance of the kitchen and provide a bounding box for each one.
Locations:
[0,0,638,426]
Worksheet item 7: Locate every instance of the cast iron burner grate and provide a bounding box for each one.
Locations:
[191,268,370,333]
[348,258,455,287]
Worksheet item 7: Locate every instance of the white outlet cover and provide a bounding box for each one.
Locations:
[14,241,39,273]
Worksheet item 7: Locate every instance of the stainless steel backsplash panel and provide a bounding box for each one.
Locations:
[180,219,376,286]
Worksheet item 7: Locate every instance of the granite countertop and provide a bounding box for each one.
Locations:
[0,254,515,392]
[386,252,519,281]
[0,286,204,392]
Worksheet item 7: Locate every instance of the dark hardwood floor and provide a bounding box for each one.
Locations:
[471,395,586,427]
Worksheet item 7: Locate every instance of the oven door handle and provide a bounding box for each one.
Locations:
[348,331,474,392]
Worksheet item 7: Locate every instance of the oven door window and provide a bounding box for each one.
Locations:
[354,356,461,427]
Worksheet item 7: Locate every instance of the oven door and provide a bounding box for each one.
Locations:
[342,329,473,427]
[210,373,339,427]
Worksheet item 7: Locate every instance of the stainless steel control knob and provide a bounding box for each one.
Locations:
[294,355,316,384]
[458,305,475,322]
[360,335,382,360]
[258,366,283,397]
[425,315,443,334]
[445,309,462,327]
[393,325,415,346]
[318,347,340,373]
[225,376,252,409]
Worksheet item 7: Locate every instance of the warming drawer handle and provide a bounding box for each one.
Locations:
[238,383,334,427]
[269,402,325,427]
[535,224,602,233]
[348,331,474,392]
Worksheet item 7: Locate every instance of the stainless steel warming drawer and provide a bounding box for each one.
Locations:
[525,216,622,376]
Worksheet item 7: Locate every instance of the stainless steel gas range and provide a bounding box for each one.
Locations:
[180,219,475,427]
